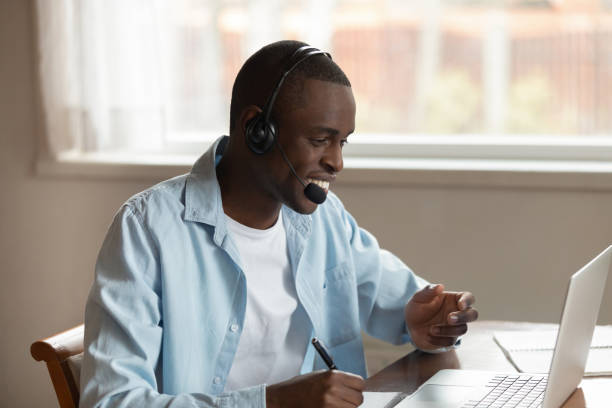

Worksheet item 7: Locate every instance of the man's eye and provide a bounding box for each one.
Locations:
[311,138,327,145]
[340,139,348,148]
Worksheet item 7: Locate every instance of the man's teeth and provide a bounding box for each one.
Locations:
[307,178,330,190]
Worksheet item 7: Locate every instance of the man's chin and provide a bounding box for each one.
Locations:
[293,202,319,215]
[287,196,320,215]
[281,186,327,214]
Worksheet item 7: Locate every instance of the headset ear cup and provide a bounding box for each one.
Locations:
[246,115,276,154]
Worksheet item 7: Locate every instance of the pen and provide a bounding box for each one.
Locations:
[312,337,337,370]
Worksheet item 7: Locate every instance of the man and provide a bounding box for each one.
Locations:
[80,40,478,408]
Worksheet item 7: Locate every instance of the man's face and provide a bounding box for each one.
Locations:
[260,78,356,214]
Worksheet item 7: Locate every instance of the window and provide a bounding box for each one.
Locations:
[36,0,612,168]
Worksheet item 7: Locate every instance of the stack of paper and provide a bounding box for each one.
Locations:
[493,325,612,376]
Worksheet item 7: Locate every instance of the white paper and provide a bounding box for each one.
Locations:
[358,392,403,408]
[493,325,612,376]
[494,325,612,351]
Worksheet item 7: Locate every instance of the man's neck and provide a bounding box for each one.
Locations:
[216,152,282,230]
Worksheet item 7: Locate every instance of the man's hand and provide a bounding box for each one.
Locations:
[266,370,365,408]
[405,283,478,351]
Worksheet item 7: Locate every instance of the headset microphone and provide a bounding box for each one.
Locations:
[304,183,327,205]
[274,138,327,204]
[245,45,332,205]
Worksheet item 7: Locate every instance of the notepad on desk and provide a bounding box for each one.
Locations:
[358,392,406,407]
[493,325,612,376]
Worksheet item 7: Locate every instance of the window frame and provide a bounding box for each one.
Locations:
[36,131,612,192]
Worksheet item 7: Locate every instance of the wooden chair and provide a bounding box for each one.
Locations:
[31,325,84,408]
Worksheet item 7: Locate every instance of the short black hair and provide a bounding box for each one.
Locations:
[229,40,351,133]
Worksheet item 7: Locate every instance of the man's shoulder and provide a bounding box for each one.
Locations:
[121,174,189,220]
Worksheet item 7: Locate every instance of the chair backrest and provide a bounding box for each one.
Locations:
[31,324,84,408]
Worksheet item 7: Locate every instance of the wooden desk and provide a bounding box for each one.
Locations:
[365,321,611,407]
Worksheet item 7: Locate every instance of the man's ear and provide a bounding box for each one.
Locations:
[239,105,263,135]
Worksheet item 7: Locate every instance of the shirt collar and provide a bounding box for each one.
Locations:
[184,135,227,228]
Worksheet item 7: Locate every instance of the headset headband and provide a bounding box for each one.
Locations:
[261,45,332,123]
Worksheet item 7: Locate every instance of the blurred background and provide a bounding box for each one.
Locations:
[1,0,612,406]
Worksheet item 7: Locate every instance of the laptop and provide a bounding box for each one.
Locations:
[397,245,611,408]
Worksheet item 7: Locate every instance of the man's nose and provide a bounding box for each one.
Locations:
[322,142,344,173]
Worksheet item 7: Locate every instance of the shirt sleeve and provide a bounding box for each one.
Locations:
[79,205,266,408]
[332,198,429,346]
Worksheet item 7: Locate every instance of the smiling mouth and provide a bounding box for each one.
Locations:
[306,178,330,192]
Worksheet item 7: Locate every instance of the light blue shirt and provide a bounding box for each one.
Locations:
[80,136,428,407]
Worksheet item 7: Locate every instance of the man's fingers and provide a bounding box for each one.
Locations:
[430,323,468,337]
[448,307,479,324]
[336,386,364,407]
[456,292,476,310]
[322,394,360,408]
[336,371,366,391]
[424,335,458,348]
[407,286,477,352]
[325,371,365,407]
[410,283,445,303]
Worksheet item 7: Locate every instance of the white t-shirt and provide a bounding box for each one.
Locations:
[224,214,311,391]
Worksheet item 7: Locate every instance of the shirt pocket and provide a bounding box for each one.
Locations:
[321,262,360,347]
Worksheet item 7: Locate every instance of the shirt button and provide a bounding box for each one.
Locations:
[230,324,239,333]
[213,376,222,385]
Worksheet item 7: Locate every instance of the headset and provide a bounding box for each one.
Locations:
[245,45,332,155]
[244,45,333,205]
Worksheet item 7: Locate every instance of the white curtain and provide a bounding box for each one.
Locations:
[35,0,334,158]
[36,0,230,157]
[38,0,165,155]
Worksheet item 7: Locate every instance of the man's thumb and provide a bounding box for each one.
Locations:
[410,283,444,303]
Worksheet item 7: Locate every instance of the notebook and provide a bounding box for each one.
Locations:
[395,245,612,408]
[493,325,612,376]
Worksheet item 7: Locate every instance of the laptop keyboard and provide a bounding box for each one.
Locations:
[461,374,548,408]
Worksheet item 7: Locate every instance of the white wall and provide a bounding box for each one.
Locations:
[1,1,611,407]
